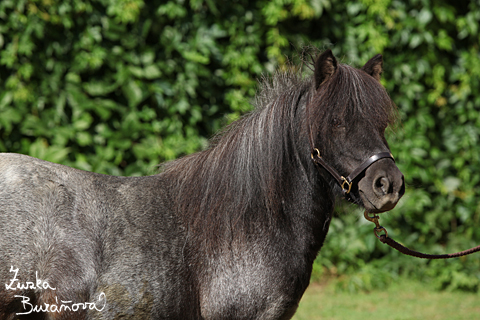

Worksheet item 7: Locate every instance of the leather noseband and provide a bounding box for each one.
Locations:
[311,149,395,200]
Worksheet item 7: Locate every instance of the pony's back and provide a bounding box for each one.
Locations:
[0,153,197,319]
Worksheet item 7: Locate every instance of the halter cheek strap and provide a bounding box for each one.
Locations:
[311,148,395,199]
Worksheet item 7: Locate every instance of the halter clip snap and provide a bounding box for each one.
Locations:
[364,211,388,239]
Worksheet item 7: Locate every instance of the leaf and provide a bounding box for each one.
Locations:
[143,64,162,79]
[122,80,143,107]
[182,51,210,64]
[417,8,433,25]
[442,176,461,194]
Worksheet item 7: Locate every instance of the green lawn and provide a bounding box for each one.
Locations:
[292,278,480,320]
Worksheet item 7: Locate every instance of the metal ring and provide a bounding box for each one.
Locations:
[341,176,353,194]
[374,226,388,239]
[311,148,321,159]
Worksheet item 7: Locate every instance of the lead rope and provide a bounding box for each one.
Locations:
[364,211,480,259]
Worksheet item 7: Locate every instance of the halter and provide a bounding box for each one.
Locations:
[310,148,395,200]
[304,67,480,260]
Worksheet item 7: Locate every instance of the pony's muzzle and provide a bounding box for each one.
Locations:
[358,159,405,213]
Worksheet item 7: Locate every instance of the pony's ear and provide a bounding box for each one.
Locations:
[314,49,337,89]
[361,54,383,81]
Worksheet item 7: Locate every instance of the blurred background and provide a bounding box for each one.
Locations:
[1,0,479,314]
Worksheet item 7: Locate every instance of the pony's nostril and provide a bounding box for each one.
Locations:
[359,161,404,213]
[374,176,390,195]
[399,176,405,197]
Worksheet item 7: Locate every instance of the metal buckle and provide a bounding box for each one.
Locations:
[341,176,352,194]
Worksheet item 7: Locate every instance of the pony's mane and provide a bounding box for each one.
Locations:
[161,59,396,250]
[162,69,314,246]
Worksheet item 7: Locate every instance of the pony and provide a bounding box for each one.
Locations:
[0,49,404,319]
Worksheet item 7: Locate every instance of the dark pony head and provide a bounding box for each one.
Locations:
[308,50,404,212]
[162,49,404,250]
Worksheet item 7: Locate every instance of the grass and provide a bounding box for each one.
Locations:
[292,277,480,320]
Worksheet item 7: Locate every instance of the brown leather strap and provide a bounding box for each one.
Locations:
[311,150,394,197]
[311,149,345,187]
[378,235,480,259]
[365,211,480,259]
[345,152,394,184]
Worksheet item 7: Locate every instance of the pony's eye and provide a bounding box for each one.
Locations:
[332,118,343,128]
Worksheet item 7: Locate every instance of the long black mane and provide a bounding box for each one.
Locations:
[162,60,396,250]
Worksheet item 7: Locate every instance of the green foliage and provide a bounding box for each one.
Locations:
[1,0,479,291]
[309,0,480,292]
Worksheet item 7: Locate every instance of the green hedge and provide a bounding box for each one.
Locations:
[1,0,479,291]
